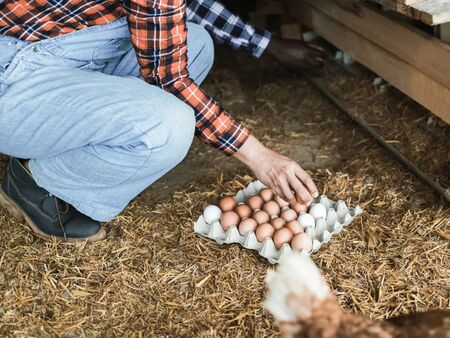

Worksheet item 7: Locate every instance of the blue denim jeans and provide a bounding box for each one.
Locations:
[0,18,215,221]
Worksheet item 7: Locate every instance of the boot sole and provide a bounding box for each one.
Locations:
[0,187,106,242]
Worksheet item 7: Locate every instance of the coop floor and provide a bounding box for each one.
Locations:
[0,46,449,337]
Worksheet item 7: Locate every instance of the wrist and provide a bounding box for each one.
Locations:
[233,135,269,168]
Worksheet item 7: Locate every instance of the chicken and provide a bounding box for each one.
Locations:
[264,253,450,338]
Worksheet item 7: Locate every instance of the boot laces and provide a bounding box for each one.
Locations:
[54,198,69,240]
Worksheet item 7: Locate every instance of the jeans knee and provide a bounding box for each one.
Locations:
[163,104,196,164]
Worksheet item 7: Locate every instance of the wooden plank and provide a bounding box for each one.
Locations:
[294,0,450,90]
[368,0,426,21]
[410,1,450,25]
[439,23,450,42]
[290,1,450,124]
[371,0,450,25]
[434,22,450,43]
[397,0,423,4]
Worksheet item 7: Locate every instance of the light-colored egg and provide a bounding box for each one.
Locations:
[203,205,222,224]
[263,200,280,217]
[292,202,307,214]
[253,210,270,225]
[298,213,315,229]
[247,195,264,211]
[218,196,237,212]
[273,228,294,250]
[259,188,274,202]
[271,217,286,230]
[286,220,303,235]
[281,208,297,222]
[255,223,275,242]
[274,195,290,209]
[219,211,240,231]
[309,203,327,220]
[238,218,258,236]
[291,233,313,252]
[235,204,252,219]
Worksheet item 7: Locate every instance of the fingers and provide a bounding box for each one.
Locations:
[309,44,325,53]
[307,58,325,68]
[295,166,319,198]
[309,44,327,58]
[287,174,313,206]
[278,178,296,205]
[306,46,327,69]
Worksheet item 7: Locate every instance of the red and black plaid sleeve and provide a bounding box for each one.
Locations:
[121,0,249,155]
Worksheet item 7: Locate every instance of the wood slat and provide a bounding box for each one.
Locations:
[410,1,450,25]
[371,0,450,25]
[301,0,450,89]
[288,0,450,124]
[397,0,424,4]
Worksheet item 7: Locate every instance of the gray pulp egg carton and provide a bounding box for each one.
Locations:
[193,180,363,264]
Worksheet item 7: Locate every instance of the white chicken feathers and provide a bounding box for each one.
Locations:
[264,253,330,321]
[264,253,450,338]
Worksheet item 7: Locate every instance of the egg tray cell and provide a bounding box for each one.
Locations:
[193,180,363,264]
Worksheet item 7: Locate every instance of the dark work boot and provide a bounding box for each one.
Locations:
[0,158,106,242]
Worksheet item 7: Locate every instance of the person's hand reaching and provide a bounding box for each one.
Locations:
[234,135,319,206]
[266,37,326,74]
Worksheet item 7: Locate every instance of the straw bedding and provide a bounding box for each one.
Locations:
[0,47,448,337]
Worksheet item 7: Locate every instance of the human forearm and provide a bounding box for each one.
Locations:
[186,0,271,58]
[123,0,249,155]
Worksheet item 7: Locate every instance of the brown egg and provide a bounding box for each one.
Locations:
[247,195,264,210]
[235,204,252,219]
[263,200,280,217]
[281,208,297,222]
[292,202,308,214]
[274,195,290,209]
[219,196,237,212]
[286,220,303,235]
[255,223,275,242]
[253,210,270,225]
[271,217,286,230]
[238,218,258,236]
[219,211,240,231]
[273,228,294,250]
[259,188,274,202]
[291,233,313,252]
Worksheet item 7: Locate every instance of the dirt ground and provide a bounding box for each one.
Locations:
[0,45,449,337]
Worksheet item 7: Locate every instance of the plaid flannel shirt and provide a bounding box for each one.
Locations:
[0,0,253,155]
[187,0,271,58]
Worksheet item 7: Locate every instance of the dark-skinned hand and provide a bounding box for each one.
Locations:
[265,37,326,74]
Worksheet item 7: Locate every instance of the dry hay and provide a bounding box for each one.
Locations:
[0,48,449,337]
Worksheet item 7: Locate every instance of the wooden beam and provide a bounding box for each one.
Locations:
[438,23,450,43]
[293,0,450,90]
[410,1,450,25]
[290,1,450,124]
[397,0,424,4]
[371,0,450,25]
